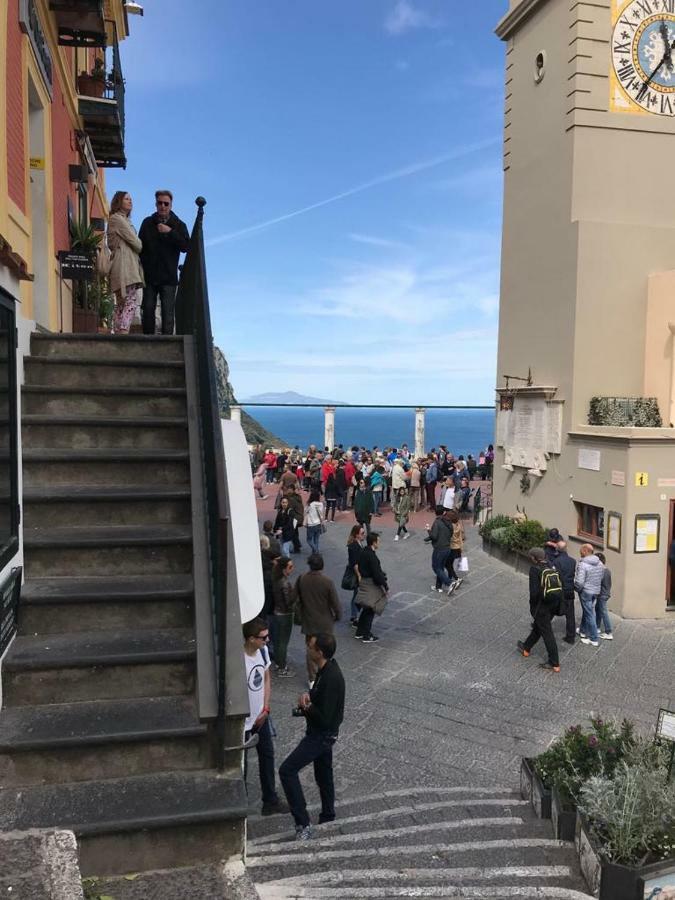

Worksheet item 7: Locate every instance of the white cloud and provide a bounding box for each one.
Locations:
[348,233,411,251]
[385,0,441,36]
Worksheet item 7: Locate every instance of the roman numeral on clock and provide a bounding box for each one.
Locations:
[617,62,636,83]
[613,40,631,53]
[636,0,653,14]
[661,94,674,113]
[618,14,639,32]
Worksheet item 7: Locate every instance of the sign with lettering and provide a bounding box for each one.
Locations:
[578,449,601,471]
[58,251,95,282]
[657,709,675,743]
[29,157,45,170]
[635,472,649,487]
[0,568,22,658]
[19,0,53,98]
[611,470,625,486]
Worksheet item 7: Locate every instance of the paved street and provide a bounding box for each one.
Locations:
[248,491,675,897]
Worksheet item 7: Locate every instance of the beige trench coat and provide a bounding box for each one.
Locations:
[108,212,144,295]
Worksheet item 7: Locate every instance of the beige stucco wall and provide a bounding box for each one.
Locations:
[494,0,675,619]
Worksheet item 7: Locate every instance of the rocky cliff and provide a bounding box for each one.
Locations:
[213,346,284,447]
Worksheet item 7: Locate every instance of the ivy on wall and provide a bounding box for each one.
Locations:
[588,397,662,428]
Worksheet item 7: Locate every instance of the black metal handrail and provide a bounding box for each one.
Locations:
[176,198,246,767]
[106,22,125,140]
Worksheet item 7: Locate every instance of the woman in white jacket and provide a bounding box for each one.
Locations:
[107,191,144,334]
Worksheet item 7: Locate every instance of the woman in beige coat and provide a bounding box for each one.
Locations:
[107,191,144,334]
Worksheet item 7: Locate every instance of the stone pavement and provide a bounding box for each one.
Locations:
[247,487,675,897]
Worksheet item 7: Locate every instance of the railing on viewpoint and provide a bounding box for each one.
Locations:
[175,197,243,768]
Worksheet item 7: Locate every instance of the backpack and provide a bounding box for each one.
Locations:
[540,566,566,615]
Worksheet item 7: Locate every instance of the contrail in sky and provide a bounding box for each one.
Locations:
[206,137,500,246]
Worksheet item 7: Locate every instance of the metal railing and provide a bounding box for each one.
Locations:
[106,23,125,143]
[175,197,245,768]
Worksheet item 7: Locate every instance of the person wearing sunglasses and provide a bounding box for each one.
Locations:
[138,190,190,335]
[242,617,287,816]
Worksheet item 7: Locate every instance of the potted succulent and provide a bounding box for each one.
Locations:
[533,718,635,839]
[578,743,675,899]
[77,57,107,98]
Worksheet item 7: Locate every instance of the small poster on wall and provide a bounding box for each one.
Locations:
[634,514,660,554]
[607,512,621,552]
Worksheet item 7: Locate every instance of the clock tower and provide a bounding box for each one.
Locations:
[493,0,675,618]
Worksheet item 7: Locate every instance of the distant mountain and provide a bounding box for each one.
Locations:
[242,391,346,406]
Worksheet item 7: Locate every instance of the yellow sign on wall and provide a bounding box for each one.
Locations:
[635,472,649,487]
[29,157,45,170]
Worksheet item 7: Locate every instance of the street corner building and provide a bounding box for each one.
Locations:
[492,0,675,620]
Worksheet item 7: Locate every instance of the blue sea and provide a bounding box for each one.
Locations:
[243,407,495,456]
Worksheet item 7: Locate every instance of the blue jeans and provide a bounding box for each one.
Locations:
[281,540,294,557]
[432,548,452,588]
[595,596,612,634]
[372,491,383,515]
[244,718,278,805]
[279,731,337,828]
[306,525,321,554]
[579,591,599,642]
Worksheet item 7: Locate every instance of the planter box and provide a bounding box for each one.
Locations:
[482,539,532,576]
[519,757,534,803]
[600,857,675,900]
[551,785,576,842]
[531,766,552,819]
[72,307,98,334]
[576,812,602,897]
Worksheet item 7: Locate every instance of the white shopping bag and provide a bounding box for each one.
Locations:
[457,555,469,573]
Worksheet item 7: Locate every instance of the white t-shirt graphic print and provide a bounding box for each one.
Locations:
[244,648,269,731]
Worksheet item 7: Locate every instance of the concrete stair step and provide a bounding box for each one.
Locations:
[0,769,247,876]
[19,572,193,634]
[0,696,209,786]
[2,627,195,706]
[29,333,184,362]
[24,355,186,389]
[23,449,190,489]
[23,524,192,577]
[22,485,191,529]
[22,385,187,418]
[22,415,188,450]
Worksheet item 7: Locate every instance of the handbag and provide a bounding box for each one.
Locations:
[457,555,469,573]
[341,565,357,591]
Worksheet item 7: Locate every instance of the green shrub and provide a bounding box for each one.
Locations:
[480,514,512,541]
[481,514,548,554]
[534,717,635,807]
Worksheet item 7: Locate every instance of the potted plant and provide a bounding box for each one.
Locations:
[578,744,675,900]
[69,221,102,334]
[480,512,547,575]
[533,717,635,838]
[77,57,107,98]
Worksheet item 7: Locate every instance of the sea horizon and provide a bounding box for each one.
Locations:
[244,406,495,456]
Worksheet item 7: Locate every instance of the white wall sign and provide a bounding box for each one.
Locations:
[578,449,601,471]
[656,709,675,742]
[611,470,626,486]
[658,478,675,488]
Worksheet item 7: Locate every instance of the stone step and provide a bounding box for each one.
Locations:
[22,524,192,577]
[2,628,196,707]
[24,355,186,389]
[19,573,194,635]
[0,769,246,877]
[22,450,190,489]
[29,333,185,362]
[22,415,188,451]
[22,485,192,530]
[0,696,209,786]
[22,385,187,418]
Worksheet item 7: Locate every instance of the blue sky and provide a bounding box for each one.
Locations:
[109,0,506,405]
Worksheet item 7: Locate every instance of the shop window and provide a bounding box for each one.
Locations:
[0,288,19,569]
[575,502,604,543]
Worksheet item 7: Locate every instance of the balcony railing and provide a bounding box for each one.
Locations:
[49,0,106,47]
[77,23,125,167]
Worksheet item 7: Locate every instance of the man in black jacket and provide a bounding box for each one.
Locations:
[517,547,560,672]
[554,540,577,644]
[138,190,190,335]
[279,633,346,840]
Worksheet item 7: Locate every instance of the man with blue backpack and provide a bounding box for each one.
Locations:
[517,547,562,673]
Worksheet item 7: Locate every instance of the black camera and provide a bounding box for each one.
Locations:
[291,706,305,717]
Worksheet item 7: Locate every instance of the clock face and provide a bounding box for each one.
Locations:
[611,2,675,115]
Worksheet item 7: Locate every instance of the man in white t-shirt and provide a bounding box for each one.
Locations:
[243,618,286,816]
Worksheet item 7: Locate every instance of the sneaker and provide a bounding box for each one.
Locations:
[277,667,294,677]
[354,633,365,640]
[431,585,443,593]
[539,662,561,673]
[517,640,530,658]
[261,798,289,816]
[394,535,399,542]
[350,618,359,628]
[261,495,269,500]
[446,582,457,595]
[580,637,599,647]
[454,578,464,590]
[576,628,587,638]
[361,634,379,643]
[600,632,613,640]
[295,825,312,841]
[403,533,410,540]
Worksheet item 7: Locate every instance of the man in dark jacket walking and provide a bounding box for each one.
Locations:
[424,507,454,594]
[554,540,577,644]
[139,190,190,335]
[295,555,341,684]
[517,547,560,672]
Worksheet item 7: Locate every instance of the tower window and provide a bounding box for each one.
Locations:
[534,51,546,84]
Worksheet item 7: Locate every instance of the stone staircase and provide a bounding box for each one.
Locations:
[0,333,246,877]
[247,786,593,900]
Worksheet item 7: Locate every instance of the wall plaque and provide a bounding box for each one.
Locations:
[578,449,601,471]
[58,251,95,282]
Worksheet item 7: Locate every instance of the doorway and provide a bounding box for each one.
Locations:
[667,501,675,608]
[28,77,50,328]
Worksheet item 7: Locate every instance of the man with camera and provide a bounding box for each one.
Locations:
[279,633,345,841]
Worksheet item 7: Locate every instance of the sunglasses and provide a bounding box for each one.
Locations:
[156,200,171,207]
[256,634,270,641]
